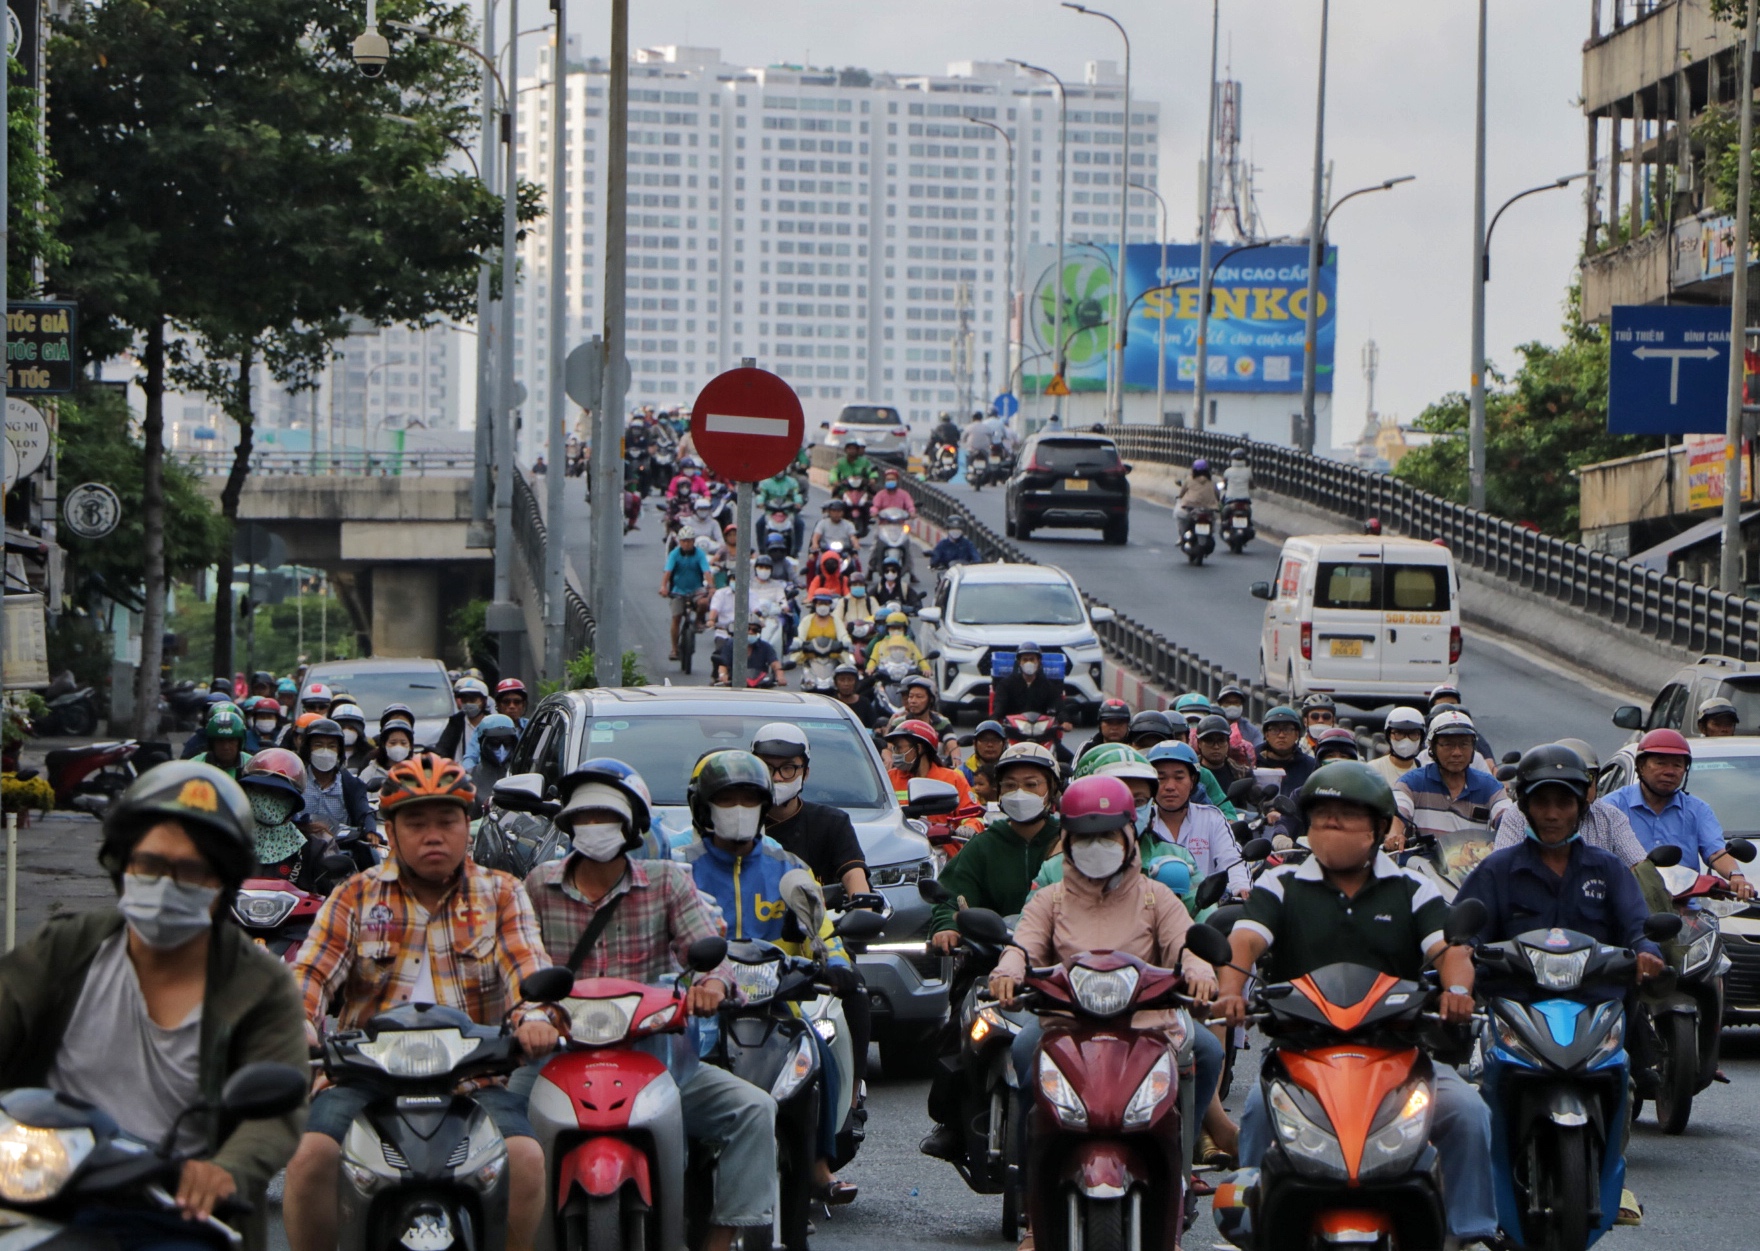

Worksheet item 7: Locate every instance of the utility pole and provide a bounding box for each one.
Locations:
[467,0,498,549]
[1468,0,1489,509]
[491,0,524,678]
[1299,0,1330,454]
[593,0,631,686]
[542,0,569,679]
[1193,0,1221,434]
[968,116,1015,418]
[1011,61,1069,424]
[1722,0,1759,595]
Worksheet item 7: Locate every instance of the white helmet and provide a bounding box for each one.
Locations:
[677,525,698,541]
[1427,708,1478,746]
[1385,706,1427,734]
[454,676,490,700]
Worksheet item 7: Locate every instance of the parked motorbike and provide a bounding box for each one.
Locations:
[163,678,211,731]
[34,670,99,737]
[930,441,960,482]
[1178,509,1217,567]
[1222,499,1256,554]
[45,738,172,813]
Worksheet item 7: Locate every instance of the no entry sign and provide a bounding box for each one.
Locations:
[690,367,805,482]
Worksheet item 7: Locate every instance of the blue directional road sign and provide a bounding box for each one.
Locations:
[993,392,1020,418]
[1608,304,1732,434]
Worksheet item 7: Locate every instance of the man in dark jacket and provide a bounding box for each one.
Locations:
[0,762,308,1251]
[988,640,1071,720]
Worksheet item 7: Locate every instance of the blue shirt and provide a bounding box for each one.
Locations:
[1602,783,1725,870]
[665,546,712,596]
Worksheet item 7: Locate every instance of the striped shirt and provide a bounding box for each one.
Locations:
[1393,762,1511,842]
[1491,799,1646,866]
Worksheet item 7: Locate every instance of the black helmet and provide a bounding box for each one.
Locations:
[687,749,774,833]
[1097,698,1132,723]
[100,761,258,894]
[1297,761,1397,826]
[1261,704,1303,730]
[1194,714,1232,741]
[1128,709,1177,743]
[303,717,343,745]
[1513,744,1591,805]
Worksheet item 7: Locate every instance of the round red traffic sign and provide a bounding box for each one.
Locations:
[689,367,805,482]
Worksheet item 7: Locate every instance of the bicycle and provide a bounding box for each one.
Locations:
[674,592,703,674]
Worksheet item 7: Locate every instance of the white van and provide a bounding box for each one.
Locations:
[1250,534,1461,705]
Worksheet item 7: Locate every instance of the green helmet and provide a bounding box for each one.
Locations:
[1174,692,1212,714]
[687,749,775,832]
[1297,761,1397,825]
[1261,704,1303,730]
[1073,742,1158,784]
[205,704,248,741]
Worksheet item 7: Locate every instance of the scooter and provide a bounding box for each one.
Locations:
[232,875,326,962]
[796,635,849,693]
[163,678,211,730]
[1002,711,1063,756]
[1222,499,1256,553]
[869,508,914,582]
[1179,509,1217,567]
[521,941,728,1251]
[1020,929,1233,1251]
[840,475,873,537]
[0,1065,307,1251]
[764,504,800,558]
[1473,913,1678,1251]
[44,738,172,812]
[930,441,960,482]
[34,671,99,737]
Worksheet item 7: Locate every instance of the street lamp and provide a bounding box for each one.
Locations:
[1128,180,1168,426]
[968,115,1016,415]
[1063,5,1131,425]
[1193,0,1221,434]
[1009,59,1068,424]
[1298,0,1331,454]
[1482,174,1588,282]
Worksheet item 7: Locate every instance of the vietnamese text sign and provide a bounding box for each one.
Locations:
[1685,434,1754,511]
[6,301,78,394]
[1608,304,1731,434]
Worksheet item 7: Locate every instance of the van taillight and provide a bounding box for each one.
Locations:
[1300,622,1312,661]
[1449,626,1462,664]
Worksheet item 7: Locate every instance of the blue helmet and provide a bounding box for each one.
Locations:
[1144,740,1202,778]
[476,713,519,741]
[556,757,655,838]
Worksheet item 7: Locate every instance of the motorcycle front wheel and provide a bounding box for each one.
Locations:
[1071,1191,1127,1251]
[1655,1011,1698,1134]
[1535,1125,1591,1251]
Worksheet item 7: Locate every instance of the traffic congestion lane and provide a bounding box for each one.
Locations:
[947,477,1630,760]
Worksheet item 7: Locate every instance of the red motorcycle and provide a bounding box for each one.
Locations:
[840,474,873,537]
[231,876,326,962]
[1020,933,1232,1251]
[45,739,172,813]
[1004,711,1062,752]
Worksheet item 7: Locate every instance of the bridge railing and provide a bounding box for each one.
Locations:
[902,475,1278,720]
[513,468,594,658]
[177,449,476,477]
[1100,424,1760,662]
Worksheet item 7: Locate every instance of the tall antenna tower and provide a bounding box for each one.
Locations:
[1361,339,1381,437]
[1208,69,1266,242]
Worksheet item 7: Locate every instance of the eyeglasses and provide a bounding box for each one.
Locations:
[765,761,804,781]
[126,852,222,888]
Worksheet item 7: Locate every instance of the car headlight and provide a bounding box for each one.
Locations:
[731,962,780,1006]
[0,1112,94,1203]
[1682,930,1718,977]
[232,888,298,928]
[1067,964,1139,1018]
[1524,944,1590,993]
[563,995,641,1046]
[1037,1051,1088,1129]
[1586,1001,1626,1070]
[1122,1051,1174,1129]
[772,1034,819,1101]
[1359,1083,1432,1181]
[1491,1005,1545,1069]
[355,1029,479,1078]
[870,859,935,888]
[1268,1081,1346,1178]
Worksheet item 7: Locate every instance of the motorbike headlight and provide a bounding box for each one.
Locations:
[1586,1002,1626,1070]
[813,1017,838,1042]
[870,859,934,888]
[457,1112,508,1192]
[772,1034,819,1102]
[638,1004,681,1033]
[1682,930,1718,977]
[1523,944,1590,993]
[1037,1051,1088,1130]
[1122,1051,1175,1129]
[1067,964,1139,1018]
[1491,1005,1545,1069]
[0,1112,94,1203]
[731,962,780,1006]
[563,995,641,1046]
[969,1005,1019,1044]
[232,888,298,928]
[355,1029,479,1078]
[1359,1083,1432,1181]
[1268,1082,1346,1178]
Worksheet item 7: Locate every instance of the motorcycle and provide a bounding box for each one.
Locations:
[796,635,850,693]
[1002,711,1063,755]
[1179,509,1216,567]
[1222,499,1257,554]
[230,832,368,959]
[1402,825,1496,904]
[839,474,873,537]
[1473,909,1680,1251]
[44,738,172,813]
[163,678,211,731]
[763,504,800,558]
[930,441,960,482]
[867,655,919,720]
[520,941,731,1251]
[967,445,1015,491]
[0,1064,307,1251]
[34,670,99,737]
[869,508,914,584]
[1019,928,1235,1251]
[623,488,643,534]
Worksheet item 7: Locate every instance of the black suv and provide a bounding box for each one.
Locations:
[1004,432,1132,544]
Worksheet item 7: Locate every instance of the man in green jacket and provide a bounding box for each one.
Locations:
[928,743,1064,951]
[0,761,308,1251]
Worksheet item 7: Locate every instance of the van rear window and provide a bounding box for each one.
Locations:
[1388,565,1450,611]
[1313,562,1451,611]
[1316,563,1377,609]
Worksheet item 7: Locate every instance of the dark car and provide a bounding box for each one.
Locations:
[1003,432,1131,544]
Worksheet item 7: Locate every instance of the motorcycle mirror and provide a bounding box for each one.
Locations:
[520,966,577,1003]
[1442,898,1488,944]
[916,876,953,905]
[1193,869,1232,913]
[1229,820,1252,841]
[1501,750,1523,765]
[686,936,729,973]
[1239,837,1273,862]
[1205,903,1246,937]
[901,777,960,818]
[834,908,888,942]
[1254,783,1281,805]
[1225,776,1258,803]
[923,649,942,661]
[1726,837,1758,864]
[1645,844,1684,868]
[1495,765,1518,783]
[1181,923,1233,968]
[1643,912,1684,943]
[956,907,1010,945]
[218,1062,310,1121]
[1271,796,1300,818]
[319,852,358,881]
[492,772,560,817]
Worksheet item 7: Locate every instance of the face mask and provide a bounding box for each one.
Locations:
[815,604,831,617]
[756,569,773,582]
[1221,706,1243,722]
[1020,660,1040,677]
[1525,822,1582,846]
[772,776,804,804]
[463,700,485,717]
[118,874,217,950]
[711,803,763,843]
[343,729,359,747]
[1000,790,1046,823]
[1135,801,1155,831]
[254,718,278,735]
[1069,838,1127,881]
[386,743,412,763]
[249,790,300,827]
[572,821,628,862]
[852,586,867,597]
[885,481,899,491]
[489,745,511,765]
[1390,735,1423,761]
[310,748,340,773]
[890,749,914,772]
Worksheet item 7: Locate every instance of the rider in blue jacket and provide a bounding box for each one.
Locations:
[928,517,982,568]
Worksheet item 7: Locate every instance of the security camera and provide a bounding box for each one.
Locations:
[352,26,391,77]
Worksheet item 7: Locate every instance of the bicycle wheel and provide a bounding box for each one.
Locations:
[679,609,696,674]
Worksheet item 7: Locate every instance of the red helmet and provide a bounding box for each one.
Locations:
[496,678,528,698]
[248,695,282,717]
[884,718,941,757]
[240,747,308,799]
[1059,775,1137,835]
[1636,728,1692,759]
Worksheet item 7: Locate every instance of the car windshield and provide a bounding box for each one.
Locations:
[304,670,454,719]
[1683,756,1760,837]
[1710,677,1760,734]
[577,713,889,807]
[1032,439,1121,474]
[839,407,901,426]
[951,581,1086,626]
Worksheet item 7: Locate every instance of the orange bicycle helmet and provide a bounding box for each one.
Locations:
[379,752,477,815]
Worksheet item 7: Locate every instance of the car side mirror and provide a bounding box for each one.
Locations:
[1089,605,1116,624]
[1249,581,1274,601]
[1727,837,1758,864]
[1121,463,1134,475]
[902,777,960,818]
[1443,898,1488,944]
[1643,912,1684,943]
[916,606,942,623]
[493,772,559,817]
[1646,844,1683,868]
[1181,923,1233,968]
[218,1062,310,1121]
[1612,705,1645,731]
[956,907,1010,945]
[819,421,831,428]
[686,937,730,972]
[520,966,577,1003]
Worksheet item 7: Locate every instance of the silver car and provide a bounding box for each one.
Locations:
[300,657,458,748]
[819,404,911,461]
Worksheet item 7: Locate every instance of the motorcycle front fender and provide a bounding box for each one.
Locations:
[1062,1139,1147,1200]
[557,1135,654,1206]
[1541,1087,1591,1129]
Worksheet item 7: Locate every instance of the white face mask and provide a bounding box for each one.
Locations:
[1019,660,1040,677]
[1069,838,1127,881]
[1221,705,1243,722]
[571,821,628,862]
[343,728,359,747]
[1000,790,1046,823]
[711,803,763,843]
[310,748,340,773]
[771,776,804,804]
[1390,734,1423,761]
[254,718,278,735]
[386,743,412,763]
[756,569,773,582]
[814,604,831,617]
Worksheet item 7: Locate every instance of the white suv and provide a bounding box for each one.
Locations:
[917,562,1114,718]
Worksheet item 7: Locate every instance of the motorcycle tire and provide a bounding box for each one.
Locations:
[562,1193,633,1251]
[1078,1193,1127,1251]
[1000,1131,1021,1242]
[1656,1012,1697,1134]
[779,1123,813,1251]
[678,614,696,675]
[1185,547,1206,567]
[1537,1125,1591,1251]
[880,1028,940,1080]
[62,705,96,737]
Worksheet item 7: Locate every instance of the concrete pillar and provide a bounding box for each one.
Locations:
[1586,114,1601,256]
[1631,91,1645,233]
[371,566,441,658]
[1609,101,1623,242]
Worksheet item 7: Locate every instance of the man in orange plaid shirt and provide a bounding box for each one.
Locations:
[283,754,561,1251]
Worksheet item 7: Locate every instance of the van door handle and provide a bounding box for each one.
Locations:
[1388,628,1398,643]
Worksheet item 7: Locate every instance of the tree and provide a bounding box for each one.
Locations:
[1394,293,1659,539]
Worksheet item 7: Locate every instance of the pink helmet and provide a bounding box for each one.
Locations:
[1059,775,1137,836]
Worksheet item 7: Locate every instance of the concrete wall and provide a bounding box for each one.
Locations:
[1583,1,1731,116]
[1580,228,1672,324]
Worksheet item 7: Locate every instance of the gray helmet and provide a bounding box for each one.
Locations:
[100,761,257,893]
[1514,744,1591,805]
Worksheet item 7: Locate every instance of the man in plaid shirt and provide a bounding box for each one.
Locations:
[284,755,561,1251]
[521,760,777,1251]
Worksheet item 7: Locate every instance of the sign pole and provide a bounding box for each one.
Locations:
[1724,0,1759,596]
[729,480,754,682]
[593,0,630,688]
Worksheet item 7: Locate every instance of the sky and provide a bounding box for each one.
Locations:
[508,0,1592,444]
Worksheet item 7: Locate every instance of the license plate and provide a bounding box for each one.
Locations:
[1330,638,1363,658]
[1194,523,1211,535]
[1062,478,1088,491]
[1232,516,1250,529]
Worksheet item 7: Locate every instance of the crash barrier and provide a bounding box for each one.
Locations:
[179,449,475,477]
[513,469,595,658]
[1100,424,1760,663]
[901,475,1279,720]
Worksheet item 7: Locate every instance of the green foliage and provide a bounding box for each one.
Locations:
[7,58,69,295]
[447,598,495,675]
[168,587,357,681]
[536,649,649,698]
[1394,295,1659,539]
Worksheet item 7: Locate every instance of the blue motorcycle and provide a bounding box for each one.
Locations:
[1473,917,1678,1251]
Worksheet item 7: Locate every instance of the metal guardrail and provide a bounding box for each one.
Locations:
[1102,424,1760,663]
[513,469,594,658]
[901,475,1278,720]
[178,449,476,477]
